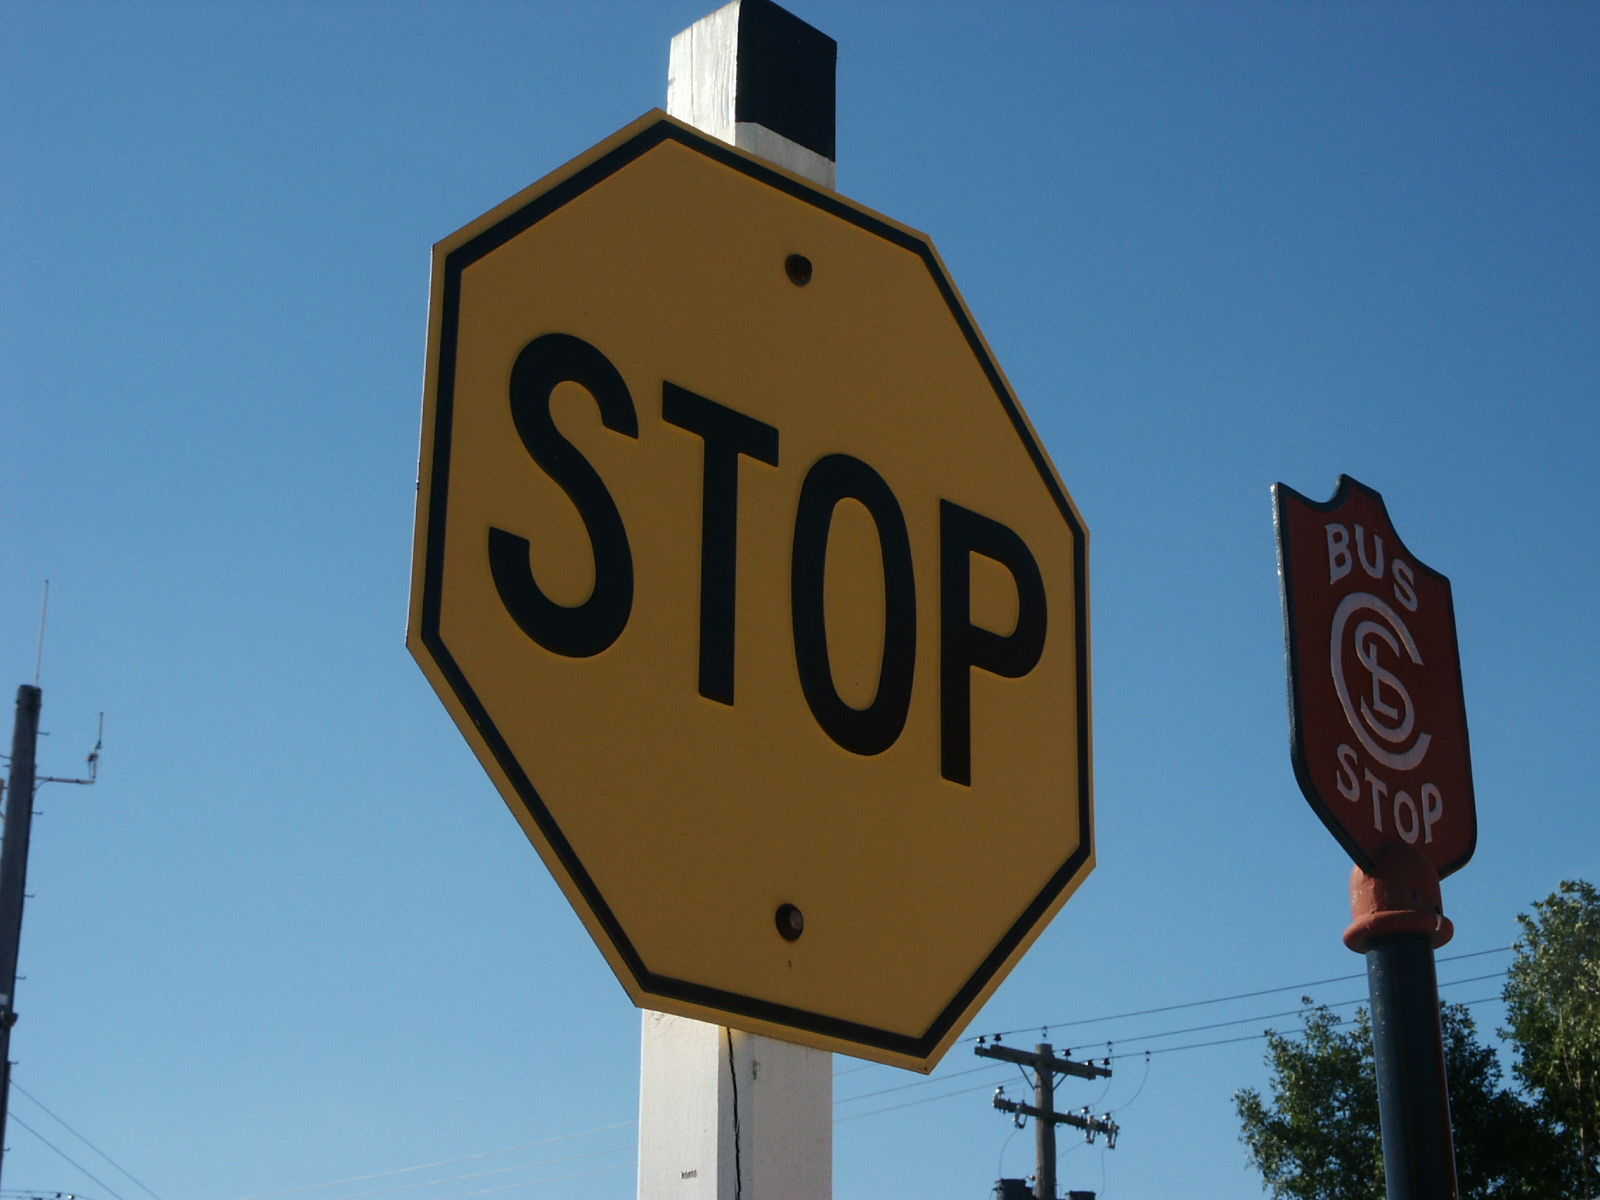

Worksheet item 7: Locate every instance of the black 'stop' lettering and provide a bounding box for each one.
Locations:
[489,333,637,658]
[662,383,780,705]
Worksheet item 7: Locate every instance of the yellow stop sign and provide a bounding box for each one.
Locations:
[408,111,1092,1071]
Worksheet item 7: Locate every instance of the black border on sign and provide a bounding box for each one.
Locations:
[420,117,1093,1062]
[1273,474,1476,880]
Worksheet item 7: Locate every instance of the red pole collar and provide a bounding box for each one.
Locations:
[1344,845,1454,954]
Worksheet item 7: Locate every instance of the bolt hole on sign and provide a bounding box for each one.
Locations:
[1274,476,1475,878]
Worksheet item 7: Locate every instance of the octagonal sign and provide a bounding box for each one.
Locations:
[408,111,1092,1070]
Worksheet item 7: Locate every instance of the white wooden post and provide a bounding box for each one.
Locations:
[638,1012,831,1200]
[666,0,837,191]
[641,5,837,1197]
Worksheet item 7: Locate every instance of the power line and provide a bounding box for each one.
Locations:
[1108,992,1504,1062]
[8,1084,164,1200]
[835,1078,1002,1123]
[835,1061,1000,1106]
[309,1146,634,1200]
[6,1115,127,1200]
[223,1123,636,1200]
[410,1161,633,1200]
[1106,1052,1151,1115]
[1086,970,1508,1053]
[834,991,1510,1123]
[972,944,1511,1041]
[830,968,1509,1113]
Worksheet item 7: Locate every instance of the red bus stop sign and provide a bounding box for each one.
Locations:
[1274,476,1476,878]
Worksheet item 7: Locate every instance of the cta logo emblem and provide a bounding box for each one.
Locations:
[1331,592,1430,772]
[1275,477,1475,878]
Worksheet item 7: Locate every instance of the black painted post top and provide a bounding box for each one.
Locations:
[668,0,838,189]
[734,0,835,162]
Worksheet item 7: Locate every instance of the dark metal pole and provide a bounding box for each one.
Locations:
[0,775,6,1191]
[1035,1044,1056,1200]
[0,684,43,1190]
[1367,932,1458,1200]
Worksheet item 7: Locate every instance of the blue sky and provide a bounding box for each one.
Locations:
[1,3,1596,1199]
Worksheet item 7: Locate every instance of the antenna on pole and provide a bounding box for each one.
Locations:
[33,583,48,689]
[38,713,102,787]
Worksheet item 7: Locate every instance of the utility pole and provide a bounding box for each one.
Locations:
[0,684,42,1191]
[977,1040,1119,1200]
[0,684,98,1190]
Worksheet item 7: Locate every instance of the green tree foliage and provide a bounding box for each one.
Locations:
[1236,1000,1565,1200]
[1503,879,1600,1197]
[1236,1003,1381,1200]
[1445,1002,1571,1198]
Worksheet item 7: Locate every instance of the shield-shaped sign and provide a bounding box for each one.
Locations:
[1274,476,1476,878]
